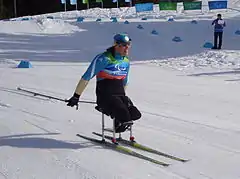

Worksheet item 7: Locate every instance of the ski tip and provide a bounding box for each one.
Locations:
[92,132,103,137]
[76,134,84,138]
[173,158,189,163]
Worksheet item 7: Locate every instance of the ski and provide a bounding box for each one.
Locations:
[92,132,188,162]
[76,134,169,167]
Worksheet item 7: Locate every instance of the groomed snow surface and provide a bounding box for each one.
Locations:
[0,2,240,179]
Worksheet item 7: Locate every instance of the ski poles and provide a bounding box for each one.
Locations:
[17,87,96,105]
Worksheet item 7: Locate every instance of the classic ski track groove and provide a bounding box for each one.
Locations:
[0,171,8,179]
[24,119,53,133]
[138,118,240,155]
[141,110,238,133]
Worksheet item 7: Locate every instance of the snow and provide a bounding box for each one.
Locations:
[0,1,240,178]
[0,18,85,35]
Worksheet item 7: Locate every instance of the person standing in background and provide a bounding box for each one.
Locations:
[211,14,226,50]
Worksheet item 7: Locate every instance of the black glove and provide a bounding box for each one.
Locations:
[67,93,80,109]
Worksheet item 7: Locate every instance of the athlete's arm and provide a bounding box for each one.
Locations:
[75,54,109,96]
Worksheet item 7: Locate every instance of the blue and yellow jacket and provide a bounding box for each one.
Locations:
[74,47,130,97]
[82,48,130,86]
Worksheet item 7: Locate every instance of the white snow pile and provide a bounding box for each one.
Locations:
[0,59,18,68]
[144,50,240,71]
[0,18,85,35]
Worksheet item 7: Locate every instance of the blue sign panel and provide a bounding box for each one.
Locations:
[208,1,227,10]
[135,3,154,12]
[70,0,77,5]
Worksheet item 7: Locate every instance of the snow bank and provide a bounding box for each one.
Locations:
[0,18,85,35]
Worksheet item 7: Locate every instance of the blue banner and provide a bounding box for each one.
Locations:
[125,0,131,2]
[61,0,66,4]
[135,3,153,12]
[70,0,77,5]
[208,1,227,9]
[112,0,117,2]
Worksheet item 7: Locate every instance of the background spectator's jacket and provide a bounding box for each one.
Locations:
[212,18,226,32]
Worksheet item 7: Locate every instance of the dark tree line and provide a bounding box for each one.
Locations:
[0,0,194,19]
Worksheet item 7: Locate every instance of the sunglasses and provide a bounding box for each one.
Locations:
[118,42,131,47]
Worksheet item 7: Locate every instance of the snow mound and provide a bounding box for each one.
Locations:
[144,50,240,71]
[0,59,18,68]
[35,18,85,35]
[0,18,85,35]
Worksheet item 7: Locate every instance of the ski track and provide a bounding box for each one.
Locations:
[6,104,192,179]
[23,120,191,179]
[0,102,11,108]
[139,112,240,155]
[0,109,101,178]
[1,87,238,178]
[0,102,222,179]
[20,109,54,122]
[141,110,238,133]
[0,171,8,179]
[4,88,240,155]
[1,103,235,179]
[9,92,240,157]
[139,123,240,155]
[0,95,55,123]
[199,172,215,179]
[23,120,53,133]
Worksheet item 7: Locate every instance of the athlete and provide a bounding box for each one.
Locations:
[66,33,141,132]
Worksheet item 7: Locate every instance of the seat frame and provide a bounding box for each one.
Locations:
[95,106,134,143]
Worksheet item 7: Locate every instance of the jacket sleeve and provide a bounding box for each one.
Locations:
[82,54,109,81]
[212,19,216,25]
[74,54,109,96]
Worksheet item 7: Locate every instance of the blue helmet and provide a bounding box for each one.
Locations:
[114,33,131,44]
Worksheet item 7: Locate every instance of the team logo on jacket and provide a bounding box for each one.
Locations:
[115,64,127,71]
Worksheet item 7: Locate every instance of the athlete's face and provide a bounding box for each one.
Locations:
[115,42,131,56]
